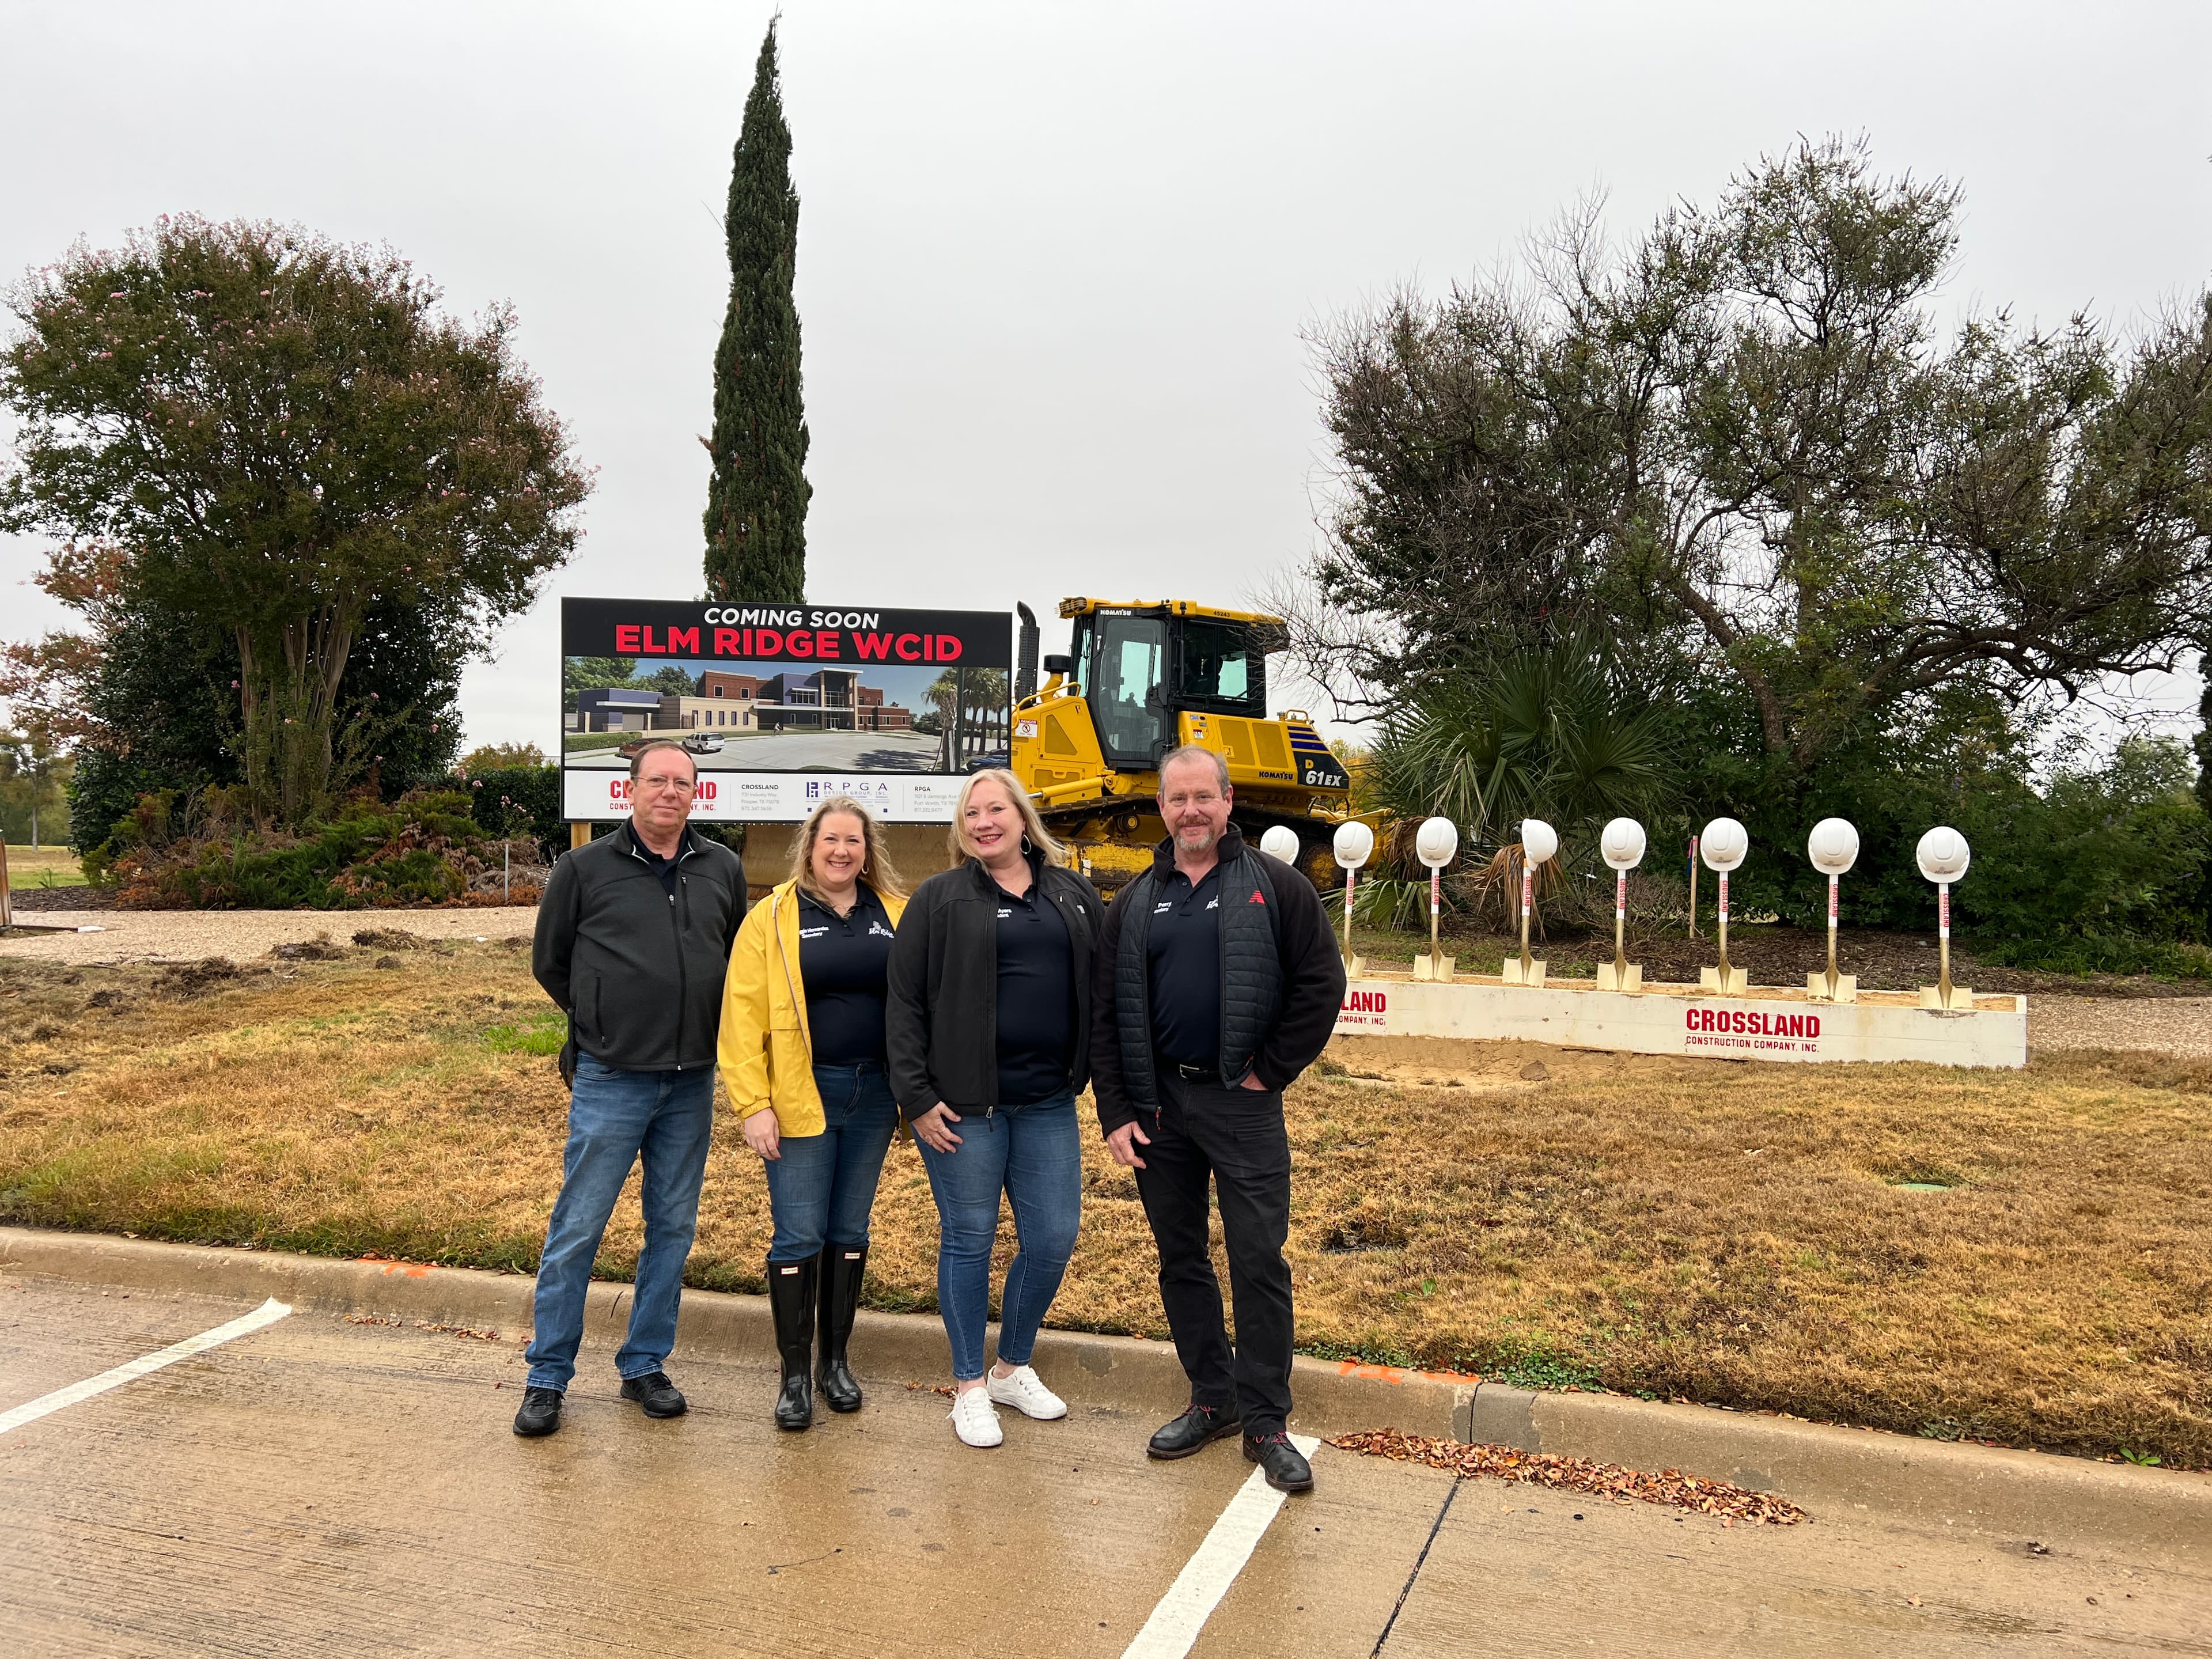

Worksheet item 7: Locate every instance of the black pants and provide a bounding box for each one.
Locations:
[1132,1070,1295,1436]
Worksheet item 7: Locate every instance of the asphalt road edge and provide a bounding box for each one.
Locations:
[4,1224,2204,1564]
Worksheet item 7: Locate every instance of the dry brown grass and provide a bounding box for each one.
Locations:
[2,946,2207,1467]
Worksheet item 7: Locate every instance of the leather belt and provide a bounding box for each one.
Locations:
[1164,1058,1218,1081]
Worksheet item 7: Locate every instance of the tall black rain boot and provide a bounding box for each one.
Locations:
[767,1255,816,1431]
[816,1244,868,1414]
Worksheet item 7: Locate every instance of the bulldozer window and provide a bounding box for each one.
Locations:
[1092,613,1169,765]
[1175,619,1264,714]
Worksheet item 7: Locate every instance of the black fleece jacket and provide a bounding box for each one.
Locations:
[1089,824,1344,1135]
[885,853,1103,1115]
[533,823,747,1071]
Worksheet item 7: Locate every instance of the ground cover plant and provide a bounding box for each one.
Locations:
[1,944,2205,1467]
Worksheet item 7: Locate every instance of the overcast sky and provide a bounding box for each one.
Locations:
[4,0,2207,757]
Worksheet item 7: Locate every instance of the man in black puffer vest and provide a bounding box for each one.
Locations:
[1092,746,1346,1493]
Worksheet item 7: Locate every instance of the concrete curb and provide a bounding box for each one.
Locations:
[5,1226,2206,1564]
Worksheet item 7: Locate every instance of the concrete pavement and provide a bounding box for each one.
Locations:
[4,1269,2209,1656]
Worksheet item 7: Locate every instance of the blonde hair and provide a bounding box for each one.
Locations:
[947,768,1065,865]
[789,796,907,903]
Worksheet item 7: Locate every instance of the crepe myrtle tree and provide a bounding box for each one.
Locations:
[0,216,590,827]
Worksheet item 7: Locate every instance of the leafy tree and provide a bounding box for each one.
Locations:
[4,540,463,855]
[0,733,68,847]
[1306,137,2212,793]
[457,740,548,772]
[0,215,589,827]
[2198,635,2212,820]
[703,20,809,603]
[561,656,640,696]
[647,664,701,696]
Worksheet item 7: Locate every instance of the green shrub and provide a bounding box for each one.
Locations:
[110,789,522,910]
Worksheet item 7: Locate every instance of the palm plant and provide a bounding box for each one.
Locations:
[1362,635,1673,927]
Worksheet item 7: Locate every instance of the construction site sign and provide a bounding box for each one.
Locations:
[560,598,1012,821]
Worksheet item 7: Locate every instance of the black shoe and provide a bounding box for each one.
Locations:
[619,1371,687,1418]
[767,1254,817,1431]
[512,1385,563,1437]
[816,1244,868,1414]
[1147,1402,1242,1460]
[1244,1430,1314,1493]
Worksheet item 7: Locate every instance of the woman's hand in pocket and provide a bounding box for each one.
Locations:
[910,1104,964,1153]
[741,1107,782,1161]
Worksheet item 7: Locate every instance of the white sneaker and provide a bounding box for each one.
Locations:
[986,1363,1067,1421]
[949,1386,1003,1448]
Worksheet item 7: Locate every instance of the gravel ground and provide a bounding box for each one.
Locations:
[2025,995,2212,1059]
[0,907,538,966]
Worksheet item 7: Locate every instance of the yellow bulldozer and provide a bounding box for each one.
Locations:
[1006,598,1353,889]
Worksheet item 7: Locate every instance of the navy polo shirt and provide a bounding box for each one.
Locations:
[993,874,1075,1107]
[797,886,897,1066]
[1146,863,1225,1069]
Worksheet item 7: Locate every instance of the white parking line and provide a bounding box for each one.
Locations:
[0,1297,293,1435]
[1120,1433,1321,1659]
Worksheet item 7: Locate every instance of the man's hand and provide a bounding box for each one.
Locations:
[910,1103,964,1154]
[1105,1120,1151,1169]
[1238,1072,1270,1092]
[741,1107,781,1161]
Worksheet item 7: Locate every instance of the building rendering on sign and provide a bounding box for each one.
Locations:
[574,672,912,735]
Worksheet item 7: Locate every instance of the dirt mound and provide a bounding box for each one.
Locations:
[268,933,347,962]
[353,927,429,952]
[157,957,241,997]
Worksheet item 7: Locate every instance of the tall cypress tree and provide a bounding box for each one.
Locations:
[703,20,809,602]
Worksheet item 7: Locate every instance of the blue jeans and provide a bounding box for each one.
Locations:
[913,1090,1081,1381]
[524,1057,716,1392]
[760,1063,902,1262]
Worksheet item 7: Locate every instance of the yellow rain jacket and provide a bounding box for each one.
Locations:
[717,878,910,1137]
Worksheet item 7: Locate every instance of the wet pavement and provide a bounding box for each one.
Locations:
[3,1276,2207,1656]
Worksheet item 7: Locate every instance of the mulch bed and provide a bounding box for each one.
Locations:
[1327,1427,1808,1525]
[7,885,122,912]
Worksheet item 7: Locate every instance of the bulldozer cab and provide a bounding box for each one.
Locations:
[1066,606,1272,771]
[1012,597,1353,891]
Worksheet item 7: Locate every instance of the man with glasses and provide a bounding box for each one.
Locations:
[514,740,748,1437]
[1091,746,1346,1492]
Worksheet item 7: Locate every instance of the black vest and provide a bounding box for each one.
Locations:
[1113,847,1282,1107]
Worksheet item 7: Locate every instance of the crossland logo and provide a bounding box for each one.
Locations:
[1684,1005,1822,1055]
[1336,987,1388,1031]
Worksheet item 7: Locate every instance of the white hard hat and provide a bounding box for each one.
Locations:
[1915,825,1971,883]
[1700,817,1749,872]
[1259,825,1300,864]
[1332,820,1375,870]
[1414,815,1460,869]
[1520,819,1559,866]
[1599,817,1645,872]
[1806,817,1859,876]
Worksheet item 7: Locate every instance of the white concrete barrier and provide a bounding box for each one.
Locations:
[1334,973,2027,1068]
